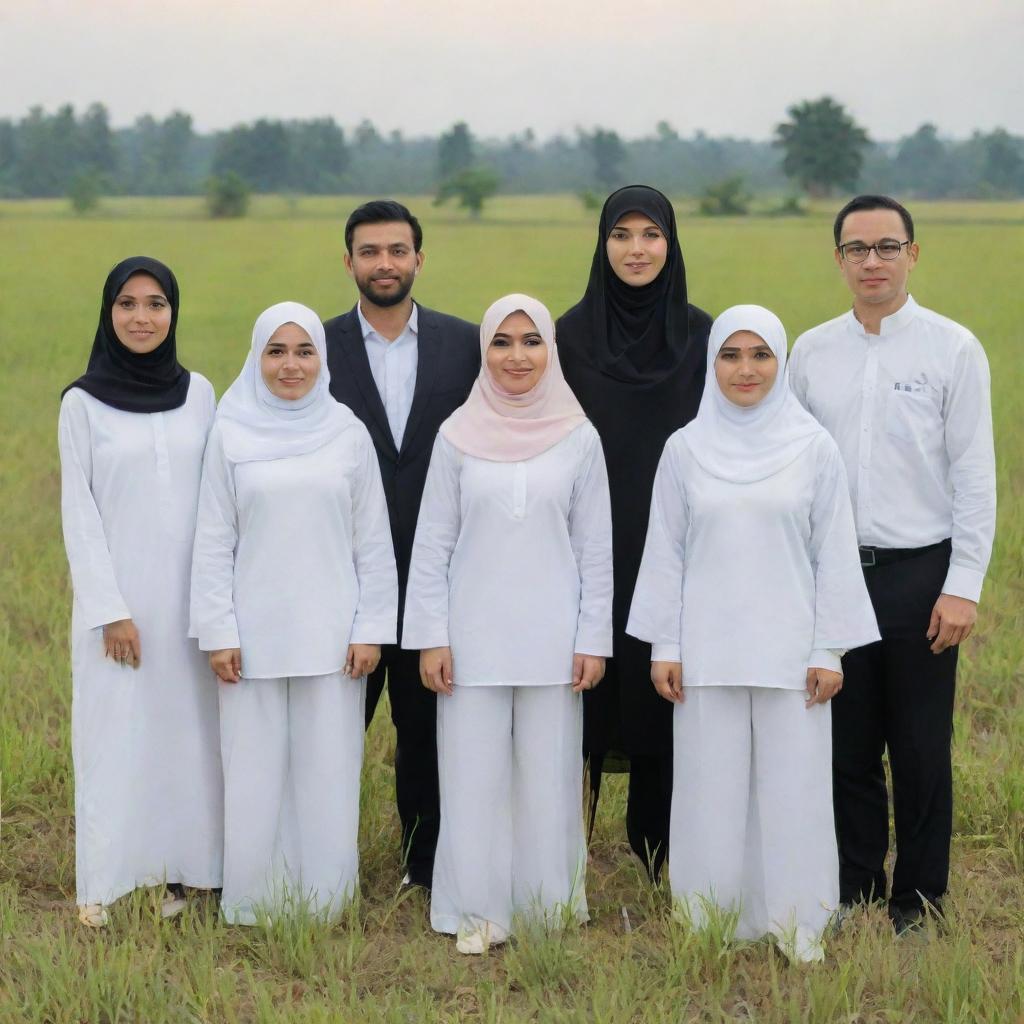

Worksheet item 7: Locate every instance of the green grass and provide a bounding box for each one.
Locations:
[1,195,1022,1023]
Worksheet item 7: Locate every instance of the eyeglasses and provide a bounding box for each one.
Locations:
[838,240,911,263]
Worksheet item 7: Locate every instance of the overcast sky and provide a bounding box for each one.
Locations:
[2,0,1021,141]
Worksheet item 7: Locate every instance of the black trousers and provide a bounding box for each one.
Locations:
[833,540,958,914]
[365,643,439,887]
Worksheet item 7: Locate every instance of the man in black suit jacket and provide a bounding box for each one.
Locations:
[324,200,479,888]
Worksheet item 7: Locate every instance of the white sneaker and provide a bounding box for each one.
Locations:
[78,904,109,928]
[455,923,507,955]
[161,891,187,919]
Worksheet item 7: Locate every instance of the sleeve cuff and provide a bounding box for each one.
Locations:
[573,630,613,658]
[808,649,843,673]
[81,601,132,632]
[350,618,397,646]
[941,563,984,603]
[198,625,240,652]
[651,643,682,663]
[399,628,449,652]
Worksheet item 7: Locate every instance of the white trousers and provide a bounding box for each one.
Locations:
[431,684,588,942]
[218,671,365,925]
[670,686,839,961]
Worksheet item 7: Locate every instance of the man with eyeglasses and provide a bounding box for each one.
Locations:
[788,194,996,934]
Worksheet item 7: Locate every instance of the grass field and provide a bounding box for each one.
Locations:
[1,195,1022,1023]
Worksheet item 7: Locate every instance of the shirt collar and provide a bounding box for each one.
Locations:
[846,294,919,339]
[357,301,419,342]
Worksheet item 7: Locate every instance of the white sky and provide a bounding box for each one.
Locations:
[1,0,1021,140]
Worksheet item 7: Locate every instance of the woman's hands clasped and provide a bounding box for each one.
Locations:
[652,660,684,704]
[103,619,141,668]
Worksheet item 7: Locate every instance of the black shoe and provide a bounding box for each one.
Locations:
[400,870,432,893]
[890,904,926,936]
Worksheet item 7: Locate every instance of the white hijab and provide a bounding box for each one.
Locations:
[216,301,357,463]
[680,304,824,483]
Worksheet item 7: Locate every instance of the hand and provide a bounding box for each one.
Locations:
[927,594,978,653]
[805,667,843,706]
[420,647,453,695]
[651,661,684,704]
[572,654,605,692]
[103,619,141,669]
[345,643,381,678]
[210,648,242,684]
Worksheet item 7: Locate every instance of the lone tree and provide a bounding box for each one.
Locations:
[774,97,870,197]
[437,122,475,181]
[434,165,500,219]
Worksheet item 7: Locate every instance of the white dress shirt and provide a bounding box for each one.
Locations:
[788,295,995,603]
[401,423,614,685]
[358,301,419,451]
[626,431,879,683]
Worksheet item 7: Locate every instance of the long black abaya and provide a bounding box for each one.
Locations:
[557,185,711,876]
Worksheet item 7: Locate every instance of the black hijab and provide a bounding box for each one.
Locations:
[557,185,712,761]
[63,256,190,412]
[558,184,709,386]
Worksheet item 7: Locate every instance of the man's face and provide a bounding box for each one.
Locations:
[834,208,919,308]
[344,221,423,308]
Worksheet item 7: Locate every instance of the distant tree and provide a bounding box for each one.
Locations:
[206,172,250,217]
[213,119,289,192]
[437,122,474,181]
[774,97,870,197]
[580,128,626,189]
[354,119,380,147]
[894,123,948,196]
[68,170,102,214]
[0,119,16,194]
[286,118,349,192]
[697,175,750,216]
[980,128,1024,195]
[434,165,500,218]
[656,120,679,145]
[79,102,117,178]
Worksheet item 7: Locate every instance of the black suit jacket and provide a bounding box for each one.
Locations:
[324,303,479,619]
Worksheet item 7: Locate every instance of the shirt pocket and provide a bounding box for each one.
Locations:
[884,389,939,445]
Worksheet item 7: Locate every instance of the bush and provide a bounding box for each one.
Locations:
[206,172,250,218]
[577,189,602,211]
[68,172,101,215]
[698,176,750,216]
[766,195,808,217]
[434,165,500,218]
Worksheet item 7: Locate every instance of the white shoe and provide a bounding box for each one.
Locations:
[78,904,109,928]
[455,923,507,955]
[161,889,187,919]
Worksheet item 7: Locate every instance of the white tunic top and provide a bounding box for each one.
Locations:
[402,422,613,685]
[59,376,224,904]
[190,420,398,679]
[788,296,996,602]
[627,430,880,687]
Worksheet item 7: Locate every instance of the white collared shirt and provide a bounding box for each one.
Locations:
[357,302,419,451]
[788,295,996,603]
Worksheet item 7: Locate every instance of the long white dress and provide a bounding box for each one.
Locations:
[627,429,879,960]
[58,376,224,908]
[403,422,613,943]
[190,418,398,924]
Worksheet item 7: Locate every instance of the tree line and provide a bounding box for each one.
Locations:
[1,99,1022,205]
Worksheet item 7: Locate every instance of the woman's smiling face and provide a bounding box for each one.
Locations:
[714,330,778,407]
[260,322,321,400]
[110,273,172,354]
[605,212,669,287]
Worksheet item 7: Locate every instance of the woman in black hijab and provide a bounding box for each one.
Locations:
[557,186,712,879]
[59,258,222,926]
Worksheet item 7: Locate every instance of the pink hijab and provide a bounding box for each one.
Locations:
[439,293,587,462]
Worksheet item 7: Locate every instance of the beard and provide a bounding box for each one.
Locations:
[357,270,415,308]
